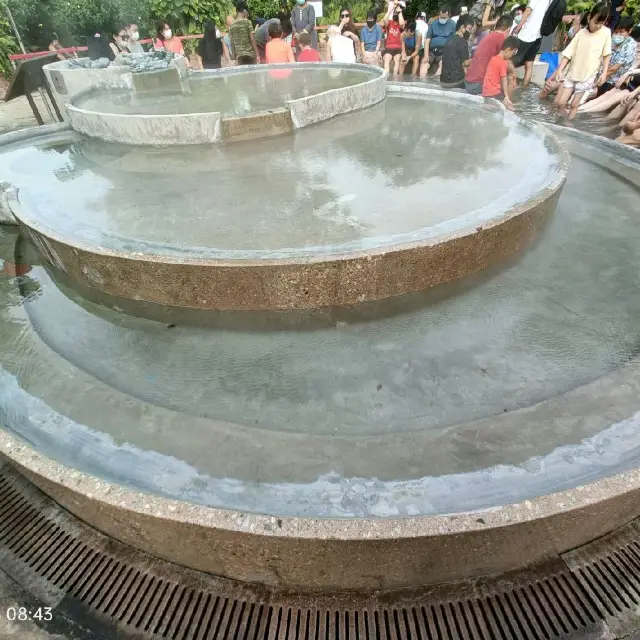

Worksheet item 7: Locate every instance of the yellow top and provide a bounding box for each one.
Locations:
[562,27,612,82]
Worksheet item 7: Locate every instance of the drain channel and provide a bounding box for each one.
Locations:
[0,464,639,639]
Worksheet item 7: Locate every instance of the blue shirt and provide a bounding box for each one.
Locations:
[360,24,383,52]
[426,19,456,49]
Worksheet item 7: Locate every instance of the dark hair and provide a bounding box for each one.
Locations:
[156,20,170,40]
[366,10,377,20]
[512,4,526,12]
[268,21,283,37]
[457,14,474,29]
[631,26,640,41]
[298,31,311,46]
[588,2,609,23]
[406,20,417,31]
[502,35,519,50]
[281,18,292,36]
[439,4,450,13]
[201,21,222,64]
[236,1,248,14]
[580,12,589,26]
[339,7,356,32]
[616,16,634,32]
[496,14,513,30]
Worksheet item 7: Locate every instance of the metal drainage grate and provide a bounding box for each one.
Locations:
[0,464,638,639]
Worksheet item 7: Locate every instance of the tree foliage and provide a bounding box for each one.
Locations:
[150,0,233,33]
[0,11,19,78]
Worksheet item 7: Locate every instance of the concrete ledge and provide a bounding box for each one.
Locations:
[221,108,293,141]
[67,103,222,145]
[3,427,640,590]
[287,63,387,128]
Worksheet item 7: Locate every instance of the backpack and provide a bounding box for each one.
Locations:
[540,0,566,37]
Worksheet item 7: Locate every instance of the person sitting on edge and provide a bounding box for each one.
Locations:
[482,35,519,110]
[229,1,260,65]
[440,14,474,88]
[360,11,383,66]
[466,13,513,94]
[420,4,456,77]
[297,32,321,61]
[265,21,295,62]
[383,1,406,76]
[551,2,611,120]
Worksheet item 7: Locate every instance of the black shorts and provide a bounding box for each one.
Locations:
[512,37,541,67]
[236,54,256,65]
[383,48,402,57]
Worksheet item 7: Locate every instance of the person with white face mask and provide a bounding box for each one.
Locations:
[291,0,318,51]
[126,23,144,53]
[154,20,185,56]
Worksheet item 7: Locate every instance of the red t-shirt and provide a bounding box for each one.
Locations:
[385,22,403,50]
[466,31,506,84]
[482,54,507,97]
[298,47,321,62]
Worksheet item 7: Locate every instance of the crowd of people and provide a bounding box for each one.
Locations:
[77,0,640,145]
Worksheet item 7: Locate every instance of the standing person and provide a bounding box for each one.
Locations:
[229,1,260,65]
[509,5,526,35]
[551,3,611,120]
[482,36,519,108]
[224,16,235,60]
[420,5,456,77]
[197,20,230,69]
[255,17,281,62]
[265,22,296,62]
[360,11,383,66]
[291,0,318,52]
[383,1,405,75]
[466,13,513,93]
[440,14,474,87]
[297,31,322,60]
[154,20,185,55]
[326,25,357,62]
[511,0,551,87]
[468,0,505,32]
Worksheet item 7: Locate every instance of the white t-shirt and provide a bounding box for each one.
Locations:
[517,0,551,43]
[415,20,428,49]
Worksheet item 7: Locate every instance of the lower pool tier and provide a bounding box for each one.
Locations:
[0,129,639,518]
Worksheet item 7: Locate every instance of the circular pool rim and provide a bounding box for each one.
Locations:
[5,88,570,311]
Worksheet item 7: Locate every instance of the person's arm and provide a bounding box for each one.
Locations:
[326,39,332,61]
[287,43,296,62]
[481,3,498,29]
[598,54,611,86]
[398,10,405,28]
[249,28,260,61]
[622,85,640,105]
[361,38,367,57]
[401,36,407,60]
[222,39,230,62]
[303,5,316,33]
[411,31,423,60]
[343,31,359,44]
[500,73,513,108]
[514,4,533,35]
[109,42,119,56]
[425,23,433,54]
[196,54,204,68]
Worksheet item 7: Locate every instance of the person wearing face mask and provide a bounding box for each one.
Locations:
[360,11,383,65]
[126,23,144,52]
[291,0,318,51]
[383,0,406,75]
[550,2,612,120]
[440,14,474,87]
[197,20,230,69]
[110,26,130,57]
[509,5,526,35]
[419,4,456,77]
[154,20,185,56]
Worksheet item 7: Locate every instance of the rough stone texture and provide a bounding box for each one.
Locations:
[66,104,222,145]
[0,182,17,225]
[221,108,293,141]
[3,428,640,590]
[287,65,387,129]
[10,166,567,310]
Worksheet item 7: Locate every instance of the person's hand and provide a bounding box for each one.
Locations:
[513,23,522,34]
[339,17,349,28]
[503,96,514,111]
[596,74,606,87]
[621,91,633,106]
[615,74,629,89]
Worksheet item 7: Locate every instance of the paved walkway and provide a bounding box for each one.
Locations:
[0,91,55,136]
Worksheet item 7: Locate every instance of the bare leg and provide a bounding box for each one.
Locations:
[579,88,626,113]
[616,120,640,145]
[383,53,392,74]
[393,54,401,76]
[412,54,420,76]
[568,90,584,119]
[621,101,640,127]
[607,101,630,121]
[554,85,573,109]
[522,61,534,88]
[539,78,560,99]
